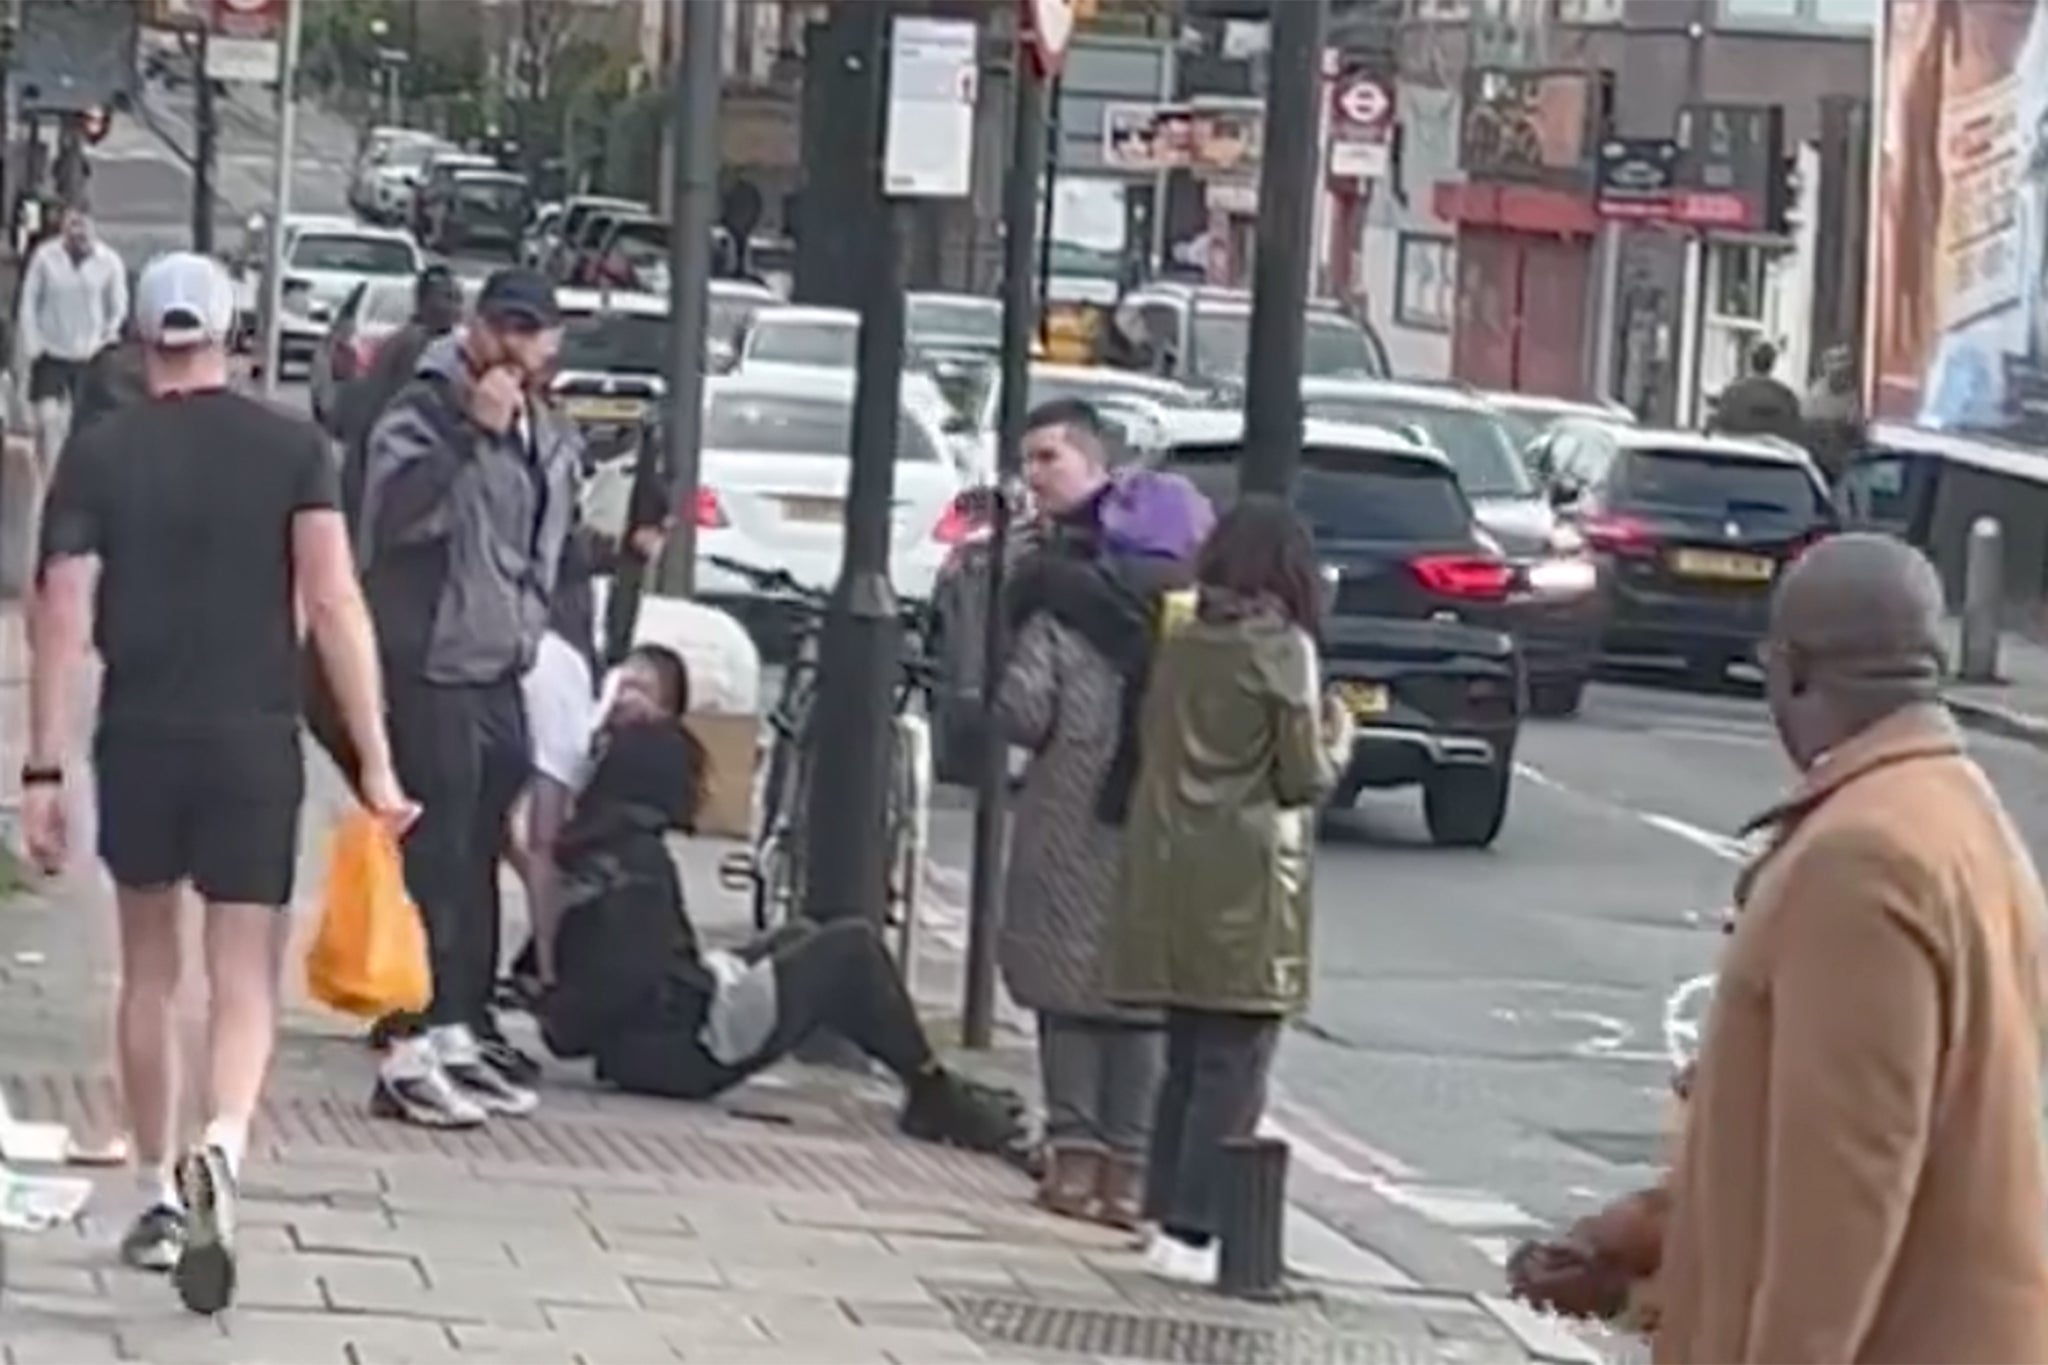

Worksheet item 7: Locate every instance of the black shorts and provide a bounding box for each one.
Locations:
[95,724,305,906]
[29,355,87,405]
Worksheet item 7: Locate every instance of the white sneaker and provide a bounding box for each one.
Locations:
[1144,1233,1219,1285]
[431,1024,537,1117]
[371,1040,489,1129]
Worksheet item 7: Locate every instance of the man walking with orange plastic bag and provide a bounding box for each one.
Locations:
[21,253,415,1316]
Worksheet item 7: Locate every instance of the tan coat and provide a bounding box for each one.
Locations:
[1654,705,2048,1364]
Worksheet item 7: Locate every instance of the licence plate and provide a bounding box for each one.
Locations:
[1670,548,1774,582]
[780,495,844,524]
[1333,680,1390,719]
[564,396,647,424]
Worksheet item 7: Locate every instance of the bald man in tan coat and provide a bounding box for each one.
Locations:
[1516,534,2048,1362]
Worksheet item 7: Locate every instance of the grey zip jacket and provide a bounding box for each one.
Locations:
[357,334,581,685]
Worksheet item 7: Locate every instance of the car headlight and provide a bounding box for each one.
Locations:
[1526,555,1598,595]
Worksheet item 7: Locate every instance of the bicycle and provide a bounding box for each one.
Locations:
[708,556,938,975]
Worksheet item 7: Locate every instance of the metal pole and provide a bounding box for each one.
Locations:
[1239,0,1324,496]
[963,42,1045,1052]
[1033,74,1060,346]
[193,31,217,254]
[257,0,303,400]
[1960,516,2003,684]
[803,0,902,929]
[650,0,723,598]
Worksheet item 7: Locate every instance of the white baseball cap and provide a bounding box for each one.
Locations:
[135,251,236,349]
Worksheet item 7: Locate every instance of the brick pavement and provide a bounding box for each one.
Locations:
[0,602,1589,1364]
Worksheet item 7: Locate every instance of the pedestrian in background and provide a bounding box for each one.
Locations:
[1707,341,1802,442]
[357,268,579,1130]
[1515,533,2048,1361]
[337,264,464,526]
[14,203,126,479]
[1104,496,1354,1285]
[23,252,412,1313]
[995,400,1213,1228]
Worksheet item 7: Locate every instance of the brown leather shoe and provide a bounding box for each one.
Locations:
[1093,1151,1145,1230]
[1035,1142,1105,1220]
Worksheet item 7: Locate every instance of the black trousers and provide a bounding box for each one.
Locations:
[598,920,932,1100]
[1142,1007,1282,1244]
[386,676,529,1031]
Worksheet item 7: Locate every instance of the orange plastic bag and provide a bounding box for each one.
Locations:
[306,810,431,1018]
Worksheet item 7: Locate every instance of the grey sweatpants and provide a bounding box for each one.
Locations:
[1142,1007,1282,1242]
[1037,1014,1164,1157]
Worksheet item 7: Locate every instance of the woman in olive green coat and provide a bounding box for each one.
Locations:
[1103,496,1355,1285]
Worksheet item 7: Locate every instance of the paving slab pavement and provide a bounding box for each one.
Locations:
[0,608,1604,1363]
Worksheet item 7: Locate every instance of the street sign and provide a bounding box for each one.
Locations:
[1595,136,1679,221]
[882,16,977,199]
[1671,103,1787,233]
[1021,0,1075,81]
[207,0,284,84]
[1328,72,1394,182]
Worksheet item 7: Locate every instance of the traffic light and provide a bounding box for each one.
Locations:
[78,106,111,144]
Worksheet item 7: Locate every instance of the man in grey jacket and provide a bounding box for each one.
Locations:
[356,269,580,1128]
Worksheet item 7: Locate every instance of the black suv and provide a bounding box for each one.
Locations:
[1163,415,1522,847]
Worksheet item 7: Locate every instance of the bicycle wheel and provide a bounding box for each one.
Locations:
[752,728,807,930]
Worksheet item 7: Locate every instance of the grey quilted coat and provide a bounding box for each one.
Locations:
[995,612,1159,1024]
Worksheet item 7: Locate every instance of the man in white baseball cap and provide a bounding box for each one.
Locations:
[23,249,415,1315]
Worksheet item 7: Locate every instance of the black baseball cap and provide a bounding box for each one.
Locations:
[475,268,560,330]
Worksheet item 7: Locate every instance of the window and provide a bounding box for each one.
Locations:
[1711,243,1768,323]
[747,319,859,368]
[1555,0,1624,21]
[704,394,940,462]
[1612,449,1828,523]
[1165,442,1477,541]
[1719,0,1873,27]
[1396,234,1455,332]
[907,297,1002,347]
[1302,397,1533,498]
[560,312,670,376]
[289,234,416,275]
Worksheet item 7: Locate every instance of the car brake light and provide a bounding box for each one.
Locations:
[692,486,727,530]
[350,334,381,372]
[1582,513,1654,557]
[1786,527,1831,560]
[1409,554,1512,601]
[932,491,989,546]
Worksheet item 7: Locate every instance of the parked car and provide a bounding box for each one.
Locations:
[549,287,672,467]
[1303,377,1600,715]
[562,208,643,286]
[232,214,422,374]
[707,278,781,371]
[409,149,498,239]
[1536,421,1836,685]
[1484,391,1637,453]
[349,128,444,224]
[1109,282,1390,394]
[737,304,860,374]
[946,362,1197,482]
[521,202,563,269]
[309,276,414,428]
[587,214,670,291]
[689,369,968,615]
[545,195,649,280]
[425,168,528,256]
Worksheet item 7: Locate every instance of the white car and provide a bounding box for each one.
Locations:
[691,370,966,605]
[952,363,1199,482]
[351,131,447,225]
[707,278,782,371]
[234,215,422,371]
[737,304,858,374]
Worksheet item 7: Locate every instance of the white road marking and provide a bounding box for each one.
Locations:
[1639,813,1749,863]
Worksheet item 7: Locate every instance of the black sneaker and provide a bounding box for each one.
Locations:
[370,1066,490,1129]
[475,1030,542,1087]
[119,1204,185,1273]
[899,1071,1030,1158]
[171,1145,236,1315]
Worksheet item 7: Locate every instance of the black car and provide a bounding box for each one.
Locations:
[429,169,529,256]
[1536,421,1835,682]
[1160,417,1521,847]
[1302,378,1600,716]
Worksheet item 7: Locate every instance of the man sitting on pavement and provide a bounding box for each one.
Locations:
[534,645,1028,1157]
[1510,532,2048,1360]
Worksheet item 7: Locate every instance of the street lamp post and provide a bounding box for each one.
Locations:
[1238,0,1325,496]
[256,0,305,401]
[801,0,904,933]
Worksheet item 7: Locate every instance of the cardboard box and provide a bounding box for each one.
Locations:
[684,711,759,840]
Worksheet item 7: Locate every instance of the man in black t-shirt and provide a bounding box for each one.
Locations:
[23,252,414,1316]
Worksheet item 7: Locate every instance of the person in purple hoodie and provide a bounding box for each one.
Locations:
[994,399,1215,1228]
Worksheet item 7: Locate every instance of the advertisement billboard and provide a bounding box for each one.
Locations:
[1870,0,2048,439]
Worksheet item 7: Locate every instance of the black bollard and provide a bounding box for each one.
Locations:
[1216,1136,1289,1300]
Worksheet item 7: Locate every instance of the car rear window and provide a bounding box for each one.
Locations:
[1302,396,1533,498]
[560,311,669,375]
[705,393,940,462]
[290,234,415,274]
[1612,448,1825,520]
[1163,443,1474,541]
[748,319,858,368]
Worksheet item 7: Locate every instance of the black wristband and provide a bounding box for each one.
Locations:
[19,765,62,788]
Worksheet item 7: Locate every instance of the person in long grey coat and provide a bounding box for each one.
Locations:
[997,607,1163,1226]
